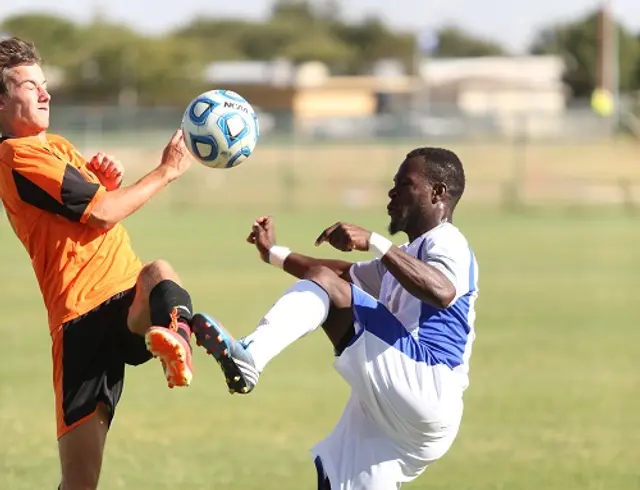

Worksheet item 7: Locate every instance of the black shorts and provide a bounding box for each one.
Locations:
[53,287,153,438]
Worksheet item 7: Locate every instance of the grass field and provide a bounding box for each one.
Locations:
[0,199,638,489]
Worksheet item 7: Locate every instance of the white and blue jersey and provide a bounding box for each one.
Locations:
[311,222,479,490]
[351,221,478,390]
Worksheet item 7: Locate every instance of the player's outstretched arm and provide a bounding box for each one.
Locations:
[316,222,456,309]
[282,251,353,281]
[87,130,190,228]
[248,216,354,281]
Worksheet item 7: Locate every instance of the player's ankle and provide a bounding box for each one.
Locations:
[175,321,192,344]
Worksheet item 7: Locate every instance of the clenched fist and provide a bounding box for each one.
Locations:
[247,215,278,263]
[87,152,124,191]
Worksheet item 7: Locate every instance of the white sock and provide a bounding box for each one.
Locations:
[243,279,330,372]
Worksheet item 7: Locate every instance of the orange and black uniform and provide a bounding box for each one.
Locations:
[0,134,150,438]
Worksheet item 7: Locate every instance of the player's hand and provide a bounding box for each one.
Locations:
[87,152,124,191]
[159,129,191,182]
[315,222,371,252]
[247,216,277,263]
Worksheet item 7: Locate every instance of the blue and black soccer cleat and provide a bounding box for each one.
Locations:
[191,313,259,394]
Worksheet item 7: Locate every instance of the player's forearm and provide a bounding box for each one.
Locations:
[381,247,455,308]
[283,253,353,281]
[87,167,170,228]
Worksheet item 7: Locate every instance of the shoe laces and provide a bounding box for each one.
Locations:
[169,307,179,332]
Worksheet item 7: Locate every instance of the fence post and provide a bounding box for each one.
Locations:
[281,162,296,211]
[620,178,635,215]
[504,115,528,212]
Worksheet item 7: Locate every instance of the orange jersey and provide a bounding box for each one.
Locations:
[0,134,143,332]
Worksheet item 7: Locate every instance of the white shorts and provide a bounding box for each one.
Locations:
[311,285,465,490]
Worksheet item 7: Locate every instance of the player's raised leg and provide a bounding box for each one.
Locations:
[192,265,354,394]
[127,259,195,388]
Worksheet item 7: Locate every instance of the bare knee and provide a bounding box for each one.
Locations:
[305,266,354,349]
[128,260,180,335]
[305,266,351,308]
[139,259,180,287]
[304,265,340,289]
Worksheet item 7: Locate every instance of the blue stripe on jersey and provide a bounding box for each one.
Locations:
[417,244,476,368]
[350,284,437,364]
[348,242,476,366]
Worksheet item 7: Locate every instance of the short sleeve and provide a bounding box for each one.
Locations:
[350,258,386,299]
[421,225,477,303]
[5,144,104,223]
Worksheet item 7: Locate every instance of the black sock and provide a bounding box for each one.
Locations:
[149,280,193,342]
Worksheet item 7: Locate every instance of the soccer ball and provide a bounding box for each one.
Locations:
[181,89,259,169]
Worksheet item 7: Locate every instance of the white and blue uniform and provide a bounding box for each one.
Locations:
[311,222,479,490]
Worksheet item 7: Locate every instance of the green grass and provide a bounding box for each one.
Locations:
[0,202,638,489]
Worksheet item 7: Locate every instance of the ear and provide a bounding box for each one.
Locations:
[431,182,447,204]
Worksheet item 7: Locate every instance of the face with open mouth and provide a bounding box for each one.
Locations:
[387,157,428,236]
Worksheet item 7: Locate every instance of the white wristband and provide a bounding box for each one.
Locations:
[369,232,393,258]
[268,245,292,268]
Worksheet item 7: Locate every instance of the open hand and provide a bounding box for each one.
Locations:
[315,222,371,252]
[159,129,191,182]
[87,152,124,191]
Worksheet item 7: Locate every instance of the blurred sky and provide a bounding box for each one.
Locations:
[1,0,639,53]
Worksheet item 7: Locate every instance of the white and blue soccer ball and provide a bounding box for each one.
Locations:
[181,89,259,169]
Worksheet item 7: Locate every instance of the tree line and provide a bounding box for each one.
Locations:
[2,0,639,106]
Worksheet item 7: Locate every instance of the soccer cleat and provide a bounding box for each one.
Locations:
[191,313,259,394]
[145,319,194,389]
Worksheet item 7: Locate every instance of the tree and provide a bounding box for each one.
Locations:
[1,14,81,68]
[173,19,253,61]
[175,1,417,73]
[0,6,517,105]
[331,17,414,74]
[530,9,640,97]
[430,26,506,58]
[635,33,640,91]
[266,0,356,65]
[56,21,207,105]
[269,0,318,24]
